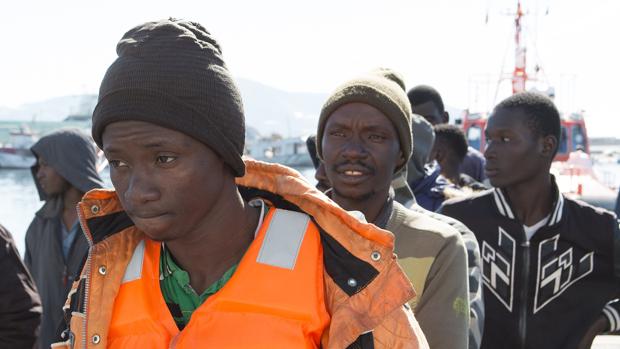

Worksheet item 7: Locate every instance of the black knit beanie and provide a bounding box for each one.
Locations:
[92,18,246,176]
[316,69,413,173]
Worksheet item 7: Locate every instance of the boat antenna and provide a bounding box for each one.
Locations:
[511,1,527,94]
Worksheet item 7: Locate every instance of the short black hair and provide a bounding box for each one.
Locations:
[494,92,561,151]
[434,124,468,161]
[407,85,445,113]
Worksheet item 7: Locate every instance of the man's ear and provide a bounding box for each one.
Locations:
[442,111,450,124]
[540,135,557,159]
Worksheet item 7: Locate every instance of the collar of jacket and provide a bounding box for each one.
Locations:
[36,195,64,219]
[235,159,402,249]
[373,193,395,230]
[75,158,416,348]
[492,174,564,227]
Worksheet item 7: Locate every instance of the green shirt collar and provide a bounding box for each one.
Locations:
[159,199,267,329]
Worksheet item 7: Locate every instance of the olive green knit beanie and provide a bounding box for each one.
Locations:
[316,69,413,172]
[92,18,246,176]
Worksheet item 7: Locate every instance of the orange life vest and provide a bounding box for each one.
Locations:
[107,207,330,348]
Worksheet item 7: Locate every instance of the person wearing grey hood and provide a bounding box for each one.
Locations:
[24,128,104,349]
[392,113,436,205]
[392,114,485,349]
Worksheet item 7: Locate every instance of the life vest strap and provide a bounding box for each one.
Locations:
[257,209,310,270]
[122,239,146,283]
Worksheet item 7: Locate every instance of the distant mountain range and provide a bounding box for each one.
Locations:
[0,79,328,138]
[236,79,327,138]
[0,94,98,123]
[0,78,466,138]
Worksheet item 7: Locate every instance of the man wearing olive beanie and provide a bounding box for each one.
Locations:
[316,68,413,173]
[319,69,470,349]
[54,19,428,349]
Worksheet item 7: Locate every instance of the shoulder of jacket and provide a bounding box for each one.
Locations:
[559,196,619,238]
[563,195,617,221]
[445,188,493,205]
[390,202,463,243]
[25,213,53,240]
[440,188,494,213]
[33,196,64,219]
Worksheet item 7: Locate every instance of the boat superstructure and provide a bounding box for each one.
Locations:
[0,125,37,169]
[460,0,617,209]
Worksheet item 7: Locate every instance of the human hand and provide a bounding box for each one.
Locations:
[577,316,609,349]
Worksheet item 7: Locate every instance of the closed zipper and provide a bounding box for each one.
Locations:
[518,231,530,349]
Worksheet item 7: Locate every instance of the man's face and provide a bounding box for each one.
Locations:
[35,157,70,197]
[321,102,404,202]
[412,100,447,125]
[484,108,548,188]
[102,121,230,242]
[429,139,450,173]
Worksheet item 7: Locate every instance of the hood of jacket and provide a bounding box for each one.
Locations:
[30,128,104,201]
[406,114,435,184]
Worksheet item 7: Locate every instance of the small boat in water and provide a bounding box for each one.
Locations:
[245,136,313,168]
[0,125,37,169]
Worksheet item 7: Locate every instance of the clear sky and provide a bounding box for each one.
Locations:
[2,0,618,136]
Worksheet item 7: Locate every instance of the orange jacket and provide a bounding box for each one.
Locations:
[53,159,428,349]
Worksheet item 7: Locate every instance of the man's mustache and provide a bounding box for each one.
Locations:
[332,160,375,175]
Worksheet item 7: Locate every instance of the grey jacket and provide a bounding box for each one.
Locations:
[393,174,485,349]
[392,112,485,347]
[411,203,485,349]
[0,224,41,348]
[379,199,470,349]
[25,129,103,349]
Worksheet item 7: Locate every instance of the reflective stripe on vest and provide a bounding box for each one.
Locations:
[257,209,309,269]
[108,208,329,349]
[121,239,145,283]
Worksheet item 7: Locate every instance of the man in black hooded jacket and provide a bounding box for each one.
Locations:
[441,92,620,349]
[24,128,104,349]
